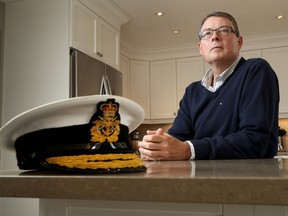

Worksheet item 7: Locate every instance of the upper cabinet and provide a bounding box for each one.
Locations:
[262,47,288,115]
[241,47,288,116]
[126,47,288,121]
[70,0,129,70]
[129,60,151,119]
[176,57,204,108]
[240,50,262,59]
[150,59,177,119]
[96,18,120,68]
[128,57,205,122]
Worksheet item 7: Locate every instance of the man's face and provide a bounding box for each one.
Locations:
[198,16,243,66]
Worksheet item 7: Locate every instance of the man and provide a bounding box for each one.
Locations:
[139,11,279,160]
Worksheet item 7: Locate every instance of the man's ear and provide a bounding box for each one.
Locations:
[198,42,203,55]
[237,36,243,51]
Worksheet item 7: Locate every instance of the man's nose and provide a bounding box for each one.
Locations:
[211,30,220,40]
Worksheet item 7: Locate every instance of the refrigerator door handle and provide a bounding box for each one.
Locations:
[100,75,112,95]
[105,74,112,95]
[100,75,106,95]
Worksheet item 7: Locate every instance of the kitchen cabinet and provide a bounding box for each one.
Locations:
[240,47,288,115]
[239,48,288,115]
[150,59,177,119]
[176,57,204,108]
[128,57,205,121]
[95,17,120,69]
[240,50,262,59]
[129,60,150,119]
[262,47,288,115]
[70,0,94,57]
[127,46,288,121]
[70,0,120,70]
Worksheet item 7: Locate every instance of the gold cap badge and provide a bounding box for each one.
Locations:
[90,99,120,143]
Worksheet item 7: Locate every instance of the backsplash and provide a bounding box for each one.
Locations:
[279,118,288,132]
[279,118,288,152]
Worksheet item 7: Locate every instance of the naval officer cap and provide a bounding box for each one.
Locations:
[0,95,146,173]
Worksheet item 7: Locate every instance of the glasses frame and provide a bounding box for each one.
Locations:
[199,26,239,40]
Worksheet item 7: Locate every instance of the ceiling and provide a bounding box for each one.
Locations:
[112,0,288,50]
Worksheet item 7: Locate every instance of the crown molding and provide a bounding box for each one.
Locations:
[78,0,130,30]
[0,0,22,3]
[121,42,200,61]
[241,31,288,51]
[121,31,288,61]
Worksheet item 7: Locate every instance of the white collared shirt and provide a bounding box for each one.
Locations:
[201,56,241,92]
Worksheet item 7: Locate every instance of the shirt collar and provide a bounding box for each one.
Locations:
[201,56,241,92]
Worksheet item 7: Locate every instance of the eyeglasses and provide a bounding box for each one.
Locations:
[199,26,239,40]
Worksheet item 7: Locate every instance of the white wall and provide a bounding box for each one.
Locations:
[1,0,70,170]
[2,0,70,125]
[1,0,70,215]
[0,2,4,127]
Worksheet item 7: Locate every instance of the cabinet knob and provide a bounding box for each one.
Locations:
[96,52,103,57]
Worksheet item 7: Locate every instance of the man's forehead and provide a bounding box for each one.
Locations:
[201,16,233,29]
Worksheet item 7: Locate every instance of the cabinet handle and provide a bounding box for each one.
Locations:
[96,52,103,57]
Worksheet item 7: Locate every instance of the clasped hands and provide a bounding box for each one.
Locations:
[138,128,191,161]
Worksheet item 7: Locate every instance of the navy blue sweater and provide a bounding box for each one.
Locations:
[168,58,279,159]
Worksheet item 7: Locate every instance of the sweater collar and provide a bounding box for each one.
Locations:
[201,56,242,92]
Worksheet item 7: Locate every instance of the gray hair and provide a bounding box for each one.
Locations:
[199,11,240,37]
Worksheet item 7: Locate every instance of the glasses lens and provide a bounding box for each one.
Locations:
[200,26,234,40]
[200,31,212,40]
[218,27,231,36]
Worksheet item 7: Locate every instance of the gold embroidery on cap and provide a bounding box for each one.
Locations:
[90,101,120,143]
[46,153,145,170]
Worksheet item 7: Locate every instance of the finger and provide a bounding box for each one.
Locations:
[155,128,164,135]
[147,128,164,136]
[139,146,161,157]
[142,134,163,143]
[138,141,162,150]
[146,130,157,135]
[140,153,161,161]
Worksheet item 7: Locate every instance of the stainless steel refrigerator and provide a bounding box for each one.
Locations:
[70,49,122,97]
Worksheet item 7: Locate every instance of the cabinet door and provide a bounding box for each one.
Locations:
[96,18,120,70]
[70,0,120,70]
[129,60,150,119]
[176,57,204,107]
[263,47,288,114]
[71,0,95,56]
[240,50,262,59]
[150,59,177,119]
